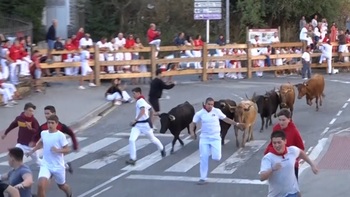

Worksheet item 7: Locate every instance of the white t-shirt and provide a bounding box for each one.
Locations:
[259,146,301,197]
[299,27,308,41]
[80,50,90,63]
[96,41,109,49]
[270,36,280,43]
[275,50,283,66]
[135,98,152,121]
[301,52,311,62]
[114,38,126,49]
[79,38,93,48]
[192,108,226,139]
[320,44,332,58]
[41,130,68,169]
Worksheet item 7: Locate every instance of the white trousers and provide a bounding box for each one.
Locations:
[10,60,23,84]
[319,55,332,73]
[0,88,12,104]
[256,60,264,77]
[129,124,164,160]
[15,143,41,166]
[1,83,16,96]
[192,50,202,68]
[149,39,161,57]
[20,57,32,76]
[106,91,131,102]
[1,60,9,80]
[64,56,80,76]
[199,137,221,180]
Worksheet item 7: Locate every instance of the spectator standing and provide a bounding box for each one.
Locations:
[46,19,58,64]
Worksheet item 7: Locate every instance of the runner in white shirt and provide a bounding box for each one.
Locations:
[259,130,318,197]
[189,97,244,185]
[126,87,166,165]
[318,41,333,74]
[27,115,72,197]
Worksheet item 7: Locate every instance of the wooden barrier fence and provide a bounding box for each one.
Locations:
[36,42,350,86]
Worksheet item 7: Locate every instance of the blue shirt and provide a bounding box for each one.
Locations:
[8,164,32,197]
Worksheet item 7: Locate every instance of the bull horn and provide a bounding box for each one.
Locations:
[220,102,226,107]
[169,115,176,121]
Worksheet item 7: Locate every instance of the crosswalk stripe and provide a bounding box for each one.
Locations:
[114,132,185,138]
[211,140,266,174]
[121,139,192,171]
[165,139,230,173]
[80,139,150,169]
[0,137,88,166]
[64,138,121,163]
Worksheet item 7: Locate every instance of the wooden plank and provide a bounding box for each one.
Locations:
[159,46,202,52]
[206,68,248,73]
[206,44,248,49]
[99,72,152,79]
[208,55,248,61]
[161,69,202,76]
[251,64,302,72]
[40,61,94,69]
[100,59,151,66]
[39,76,82,82]
[156,57,202,64]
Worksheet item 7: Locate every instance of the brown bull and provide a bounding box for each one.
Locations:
[229,100,258,148]
[277,83,295,117]
[295,74,325,111]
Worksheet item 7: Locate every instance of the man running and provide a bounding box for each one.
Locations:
[1,102,41,166]
[126,87,166,165]
[149,69,175,130]
[189,97,244,185]
[31,105,79,174]
[27,115,72,197]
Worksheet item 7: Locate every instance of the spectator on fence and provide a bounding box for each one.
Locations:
[1,38,10,80]
[30,50,43,92]
[147,23,161,57]
[96,37,110,73]
[72,28,85,48]
[114,33,126,73]
[106,37,116,74]
[105,78,132,105]
[132,37,144,73]
[251,35,264,77]
[63,38,78,76]
[337,30,347,62]
[18,37,32,77]
[124,34,136,73]
[193,35,203,69]
[228,48,244,79]
[9,39,24,85]
[270,32,280,44]
[174,32,186,71]
[46,19,58,64]
[318,40,333,75]
[0,66,18,107]
[79,33,93,49]
[274,47,284,77]
[52,37,64,76]
[78,46,96,90]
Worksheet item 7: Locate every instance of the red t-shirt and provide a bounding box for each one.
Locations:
[147,29,160,43]
[125,39,135,49]
[9,45,22,61]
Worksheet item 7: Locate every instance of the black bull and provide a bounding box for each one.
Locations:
[159,101,195,154]
[251,90,281,132]
[214,99,237,145]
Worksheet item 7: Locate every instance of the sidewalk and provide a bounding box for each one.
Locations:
[0,82,113,153]
[299,133,350,197]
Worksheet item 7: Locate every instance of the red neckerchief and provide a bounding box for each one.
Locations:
[137,95,145,100]
[270,146,288,159]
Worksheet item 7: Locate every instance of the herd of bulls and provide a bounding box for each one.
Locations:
[158,74,325,151]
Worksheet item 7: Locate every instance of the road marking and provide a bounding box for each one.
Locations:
[122,139,192,171]
[336,110,343,116]
[232,93,244,100]
[64,138,121,163]
[348,98,350,102]
[77,171,130,197]
[329,118,336,125]
[165,140,230,173]
[211,140,266,174]
[329,79,350,84]
[90,186,112,197]
[342,103,348,109]
[305,146,313,155]
[0,137,88,166]
[334,127,350,135]
[114,132,184,138]
[126,174,268,185]
[238,81,282,86]
[80,139,150,169]
[320,127,330,136]
[299,138,328,175]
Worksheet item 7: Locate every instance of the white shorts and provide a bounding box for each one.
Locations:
[38,165,66,185]
[339,44,347,53]
[81,62,92,76]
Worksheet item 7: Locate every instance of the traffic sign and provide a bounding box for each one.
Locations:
[194,2,222,8]
[194,0,222,20]
[194,8,221,14]
[194,13,222,20]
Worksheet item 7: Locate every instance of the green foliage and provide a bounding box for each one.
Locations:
[0,0,45,42]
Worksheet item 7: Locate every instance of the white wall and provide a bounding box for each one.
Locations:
[44,0,70,39]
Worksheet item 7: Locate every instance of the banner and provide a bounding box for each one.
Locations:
[247,29,279,44]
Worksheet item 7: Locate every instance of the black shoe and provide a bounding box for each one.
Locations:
[126,159,136,165]
[66,162,73,174]
[161,148,166,157]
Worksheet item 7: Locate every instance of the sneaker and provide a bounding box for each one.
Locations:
[4,104,13,108]
[10,100,18,105]
[89,83,96,87]
[160,148,166,157]
[125,159,136,165]
[66,162,73,174]
[114,101,122,106]
[197,179,207,185]
[78,86,85,90]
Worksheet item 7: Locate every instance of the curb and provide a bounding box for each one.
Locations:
[69,102,114,133]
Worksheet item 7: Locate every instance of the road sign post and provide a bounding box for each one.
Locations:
[194,0,222,43]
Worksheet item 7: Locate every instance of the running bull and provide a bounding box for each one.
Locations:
[214,99,237,145]
[159,101,195,154]
[276,83,296,118]
[295,74,325,111]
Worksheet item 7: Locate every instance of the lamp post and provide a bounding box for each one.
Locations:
[225,0,230,43]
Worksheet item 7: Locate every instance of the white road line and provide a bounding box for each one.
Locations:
[165,140,230,173]
[90,186,112,197]
[320,127,330,136]
[0,137,88,166]
[211,140,266,174]
[329,118,336,125]
[114,132,184,138]
[299,138,328,175]
[232,93,244,100]
[126,174,268,185]
[238,81,282,86]
[334,127,350,135]
[64,138,121,163]
[336,110,343,116]
[121,139,192,171]
[80,139,150,169]
[348,98,350,102]
[305,146,313,155]
[342,103,348,109]
[77,171,130,197]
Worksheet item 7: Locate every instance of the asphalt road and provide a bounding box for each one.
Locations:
[1,73,350,197]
